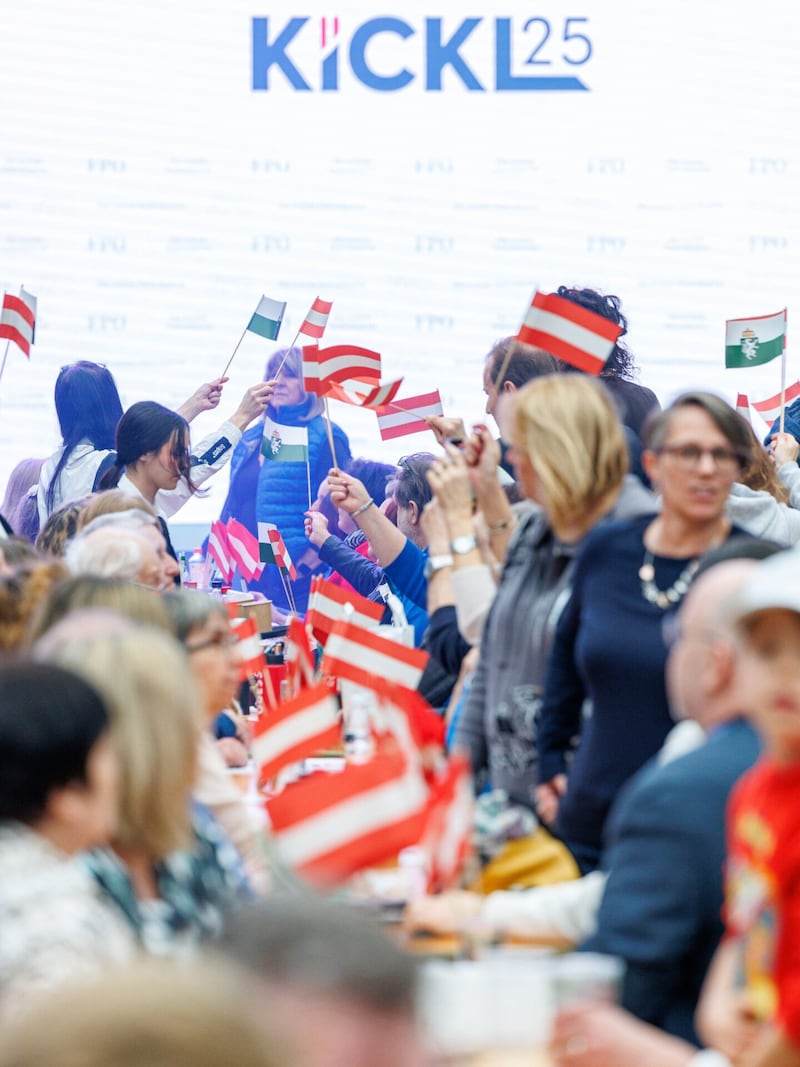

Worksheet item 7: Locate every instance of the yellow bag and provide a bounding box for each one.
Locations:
[470,827,580,893]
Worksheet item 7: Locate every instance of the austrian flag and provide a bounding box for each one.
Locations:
[258,522,296,580]
[305,577,385,646]
[231,615,265,680]
[302,344,382,395]
[299,297,333,340]
[226,518,265,582]
[0,288,37,357]
[251,682,341,784]
[376,389,443,441]
[321,619,429,692]
[517,290,621,375]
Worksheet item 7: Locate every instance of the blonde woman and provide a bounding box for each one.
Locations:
[452,375,653,818]
[36,622,251,955]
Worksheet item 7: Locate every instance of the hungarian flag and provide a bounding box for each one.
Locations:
[258,522,297,580]
[226,518,265,582]
[247,295,286,341]
[735,394,752,425]
[305,576,385,646]
[517,290,621,375]
[207,520,234,583]
[302,344,382,394]
[285,616,317,696]
[299,297,333,340]
[725,309,786,369]
[0,288,37,357]
[261,415,309,463]
[251,682,341,784]
[265,745,430,885]
[321,619,428,693]
[376,389,443,441]
[322,378,404,410]
[231,615,265,680]
[421,755,474,891]
[753,381,800,425]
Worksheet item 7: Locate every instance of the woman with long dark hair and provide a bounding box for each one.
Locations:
[36,362,123,528]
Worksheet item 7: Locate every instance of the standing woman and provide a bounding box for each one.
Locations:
[218,347,351,618]
[451,376,649,817]
[536,392,752,873]
[37,362,123,530]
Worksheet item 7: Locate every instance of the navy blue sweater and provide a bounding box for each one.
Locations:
[538,513,743,863]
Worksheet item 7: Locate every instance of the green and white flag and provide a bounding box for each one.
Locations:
[261,415,309,463]
[725,309,786,369]
[247,295,286,341]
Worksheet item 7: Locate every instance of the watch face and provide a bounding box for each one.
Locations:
[451,535,477,554]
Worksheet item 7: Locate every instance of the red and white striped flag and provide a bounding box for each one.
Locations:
[0,288,37,357]
[299,297,333,341]
[251,682,341,784]
[517,290,621,375]
[735,393,752,425]
[305,576,385,646]
[285,616,317,696]
[207,520,234,583]
[321,619,429,693]
[421,755,474,891]
[323,378,404,411]
[302,343,382,395]
[265,746,429,885]
[231,615,265,680]
[376,389,443,441]
[226,518,265,582]
[258,522,296,580]
[753,381,800,425]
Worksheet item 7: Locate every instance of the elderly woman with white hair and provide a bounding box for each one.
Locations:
[65,510,178,591]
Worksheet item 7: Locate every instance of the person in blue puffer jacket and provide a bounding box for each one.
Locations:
[216,347,351,619]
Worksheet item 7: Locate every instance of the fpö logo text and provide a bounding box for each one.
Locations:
[252,15,593,92]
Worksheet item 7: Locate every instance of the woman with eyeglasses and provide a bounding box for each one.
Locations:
[162,588,271,893]
[536,391,752,874]
[216,348,352,620]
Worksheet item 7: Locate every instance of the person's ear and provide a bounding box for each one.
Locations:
[407,500,420,526]
[642,449,659,489]
[502,381,517,395]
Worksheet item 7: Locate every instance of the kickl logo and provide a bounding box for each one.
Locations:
[252,15,593,92]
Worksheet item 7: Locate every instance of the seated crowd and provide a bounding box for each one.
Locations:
[1,284,800,1067]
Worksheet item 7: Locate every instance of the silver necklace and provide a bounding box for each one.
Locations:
[639,550,700,609]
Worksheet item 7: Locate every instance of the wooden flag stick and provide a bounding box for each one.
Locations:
[220,324,249,380]
[273,328,303,378]
[323,396,339,472]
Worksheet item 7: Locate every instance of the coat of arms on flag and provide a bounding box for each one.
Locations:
[725,309,786,369]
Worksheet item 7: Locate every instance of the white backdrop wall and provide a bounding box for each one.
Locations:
[1,1,798,523]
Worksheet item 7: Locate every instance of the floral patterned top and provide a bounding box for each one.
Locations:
[0,822,134,1023]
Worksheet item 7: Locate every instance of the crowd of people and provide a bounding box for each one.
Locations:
[1,283,800,1067]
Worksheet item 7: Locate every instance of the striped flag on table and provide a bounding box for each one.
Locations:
[753,381,800,425]
[421,755,474,891]
[231,615,265,680]
[247,295,286,341]
[517,290,621,375]
[226,518,265,582]
[735,394,752,425]
[376,389,443,441]
[207,520,234,583]
[305,576,385,646]
[0,288,37,357]
[258,522,297,580]
[299,297,333,340]
[261,415,309,464]
[302,343,382,394]
[322,378,404,410]
[725,309,786,369]
[265,746,430,885]
[285,616,317,695]
[251,682,341,784]
[321,619,428,693]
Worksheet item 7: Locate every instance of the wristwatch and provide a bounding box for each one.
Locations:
[424,554,454,580]
[450,534,478,555]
